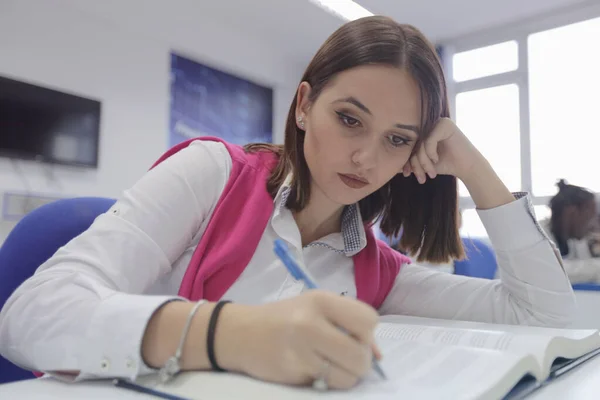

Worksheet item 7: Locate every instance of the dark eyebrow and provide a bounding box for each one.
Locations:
[394,123,420,135]
[333,96,420,135]
[334,96,372,115]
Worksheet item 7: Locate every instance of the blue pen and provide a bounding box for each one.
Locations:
[273,239,387,380]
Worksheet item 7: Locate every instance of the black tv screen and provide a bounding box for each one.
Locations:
[0,75,101,168]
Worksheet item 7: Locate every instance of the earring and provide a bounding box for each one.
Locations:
[297,116,305,130]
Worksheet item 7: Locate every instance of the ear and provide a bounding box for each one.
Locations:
[295,82,312,129]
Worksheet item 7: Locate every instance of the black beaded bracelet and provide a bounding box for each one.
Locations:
[206,300,231,372]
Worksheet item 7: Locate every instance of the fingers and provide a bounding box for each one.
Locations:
[312,292,379,345]
[424,139,439,164]
[402,162,412,177]
[410,155,427,184]
[304,351,361,390]
[310,320,372,378]
[417,146,437,180]
[372,343,383,361]
[406,143,438,184]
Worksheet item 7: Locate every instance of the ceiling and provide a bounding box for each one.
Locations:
[360,0,595,41]
[62,0,596,70]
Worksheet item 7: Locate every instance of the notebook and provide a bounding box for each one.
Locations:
[132,316,600,400]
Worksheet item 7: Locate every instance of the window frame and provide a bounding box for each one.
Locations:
[439,2,600,212]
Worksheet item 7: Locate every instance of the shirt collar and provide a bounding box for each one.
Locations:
[273,174,367,256]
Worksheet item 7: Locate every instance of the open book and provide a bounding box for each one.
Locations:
[133,316,600,400]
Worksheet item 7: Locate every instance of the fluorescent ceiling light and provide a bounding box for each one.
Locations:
[309,0,373,21]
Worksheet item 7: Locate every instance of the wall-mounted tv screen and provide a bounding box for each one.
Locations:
[0,75,101,168]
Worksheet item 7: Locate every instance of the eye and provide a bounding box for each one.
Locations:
[388,134,410,148]
[336,111,361,128]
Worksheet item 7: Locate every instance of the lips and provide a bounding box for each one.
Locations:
[338,173,369,189]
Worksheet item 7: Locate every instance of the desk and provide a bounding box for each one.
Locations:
[0,378,146,399]
[571,291,600,329]
[528,354,600,399]
[1,356,600,400]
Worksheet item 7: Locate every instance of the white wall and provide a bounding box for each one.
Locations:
[0,0,301,242]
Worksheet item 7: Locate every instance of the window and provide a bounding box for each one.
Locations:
[528,17,600,195]
[459,209,487,238]
[455,84,521,196]
[452,41,518,82]
[445,6,600,238]
[533,205,551,223]
[459,205,551,239]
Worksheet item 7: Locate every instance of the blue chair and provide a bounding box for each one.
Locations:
[0,197,115,384]
[572,283,600,291]
[454,237,498,279]
[454,239,600,291]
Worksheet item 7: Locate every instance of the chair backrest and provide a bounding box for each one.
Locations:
[572,283,600,291]
[454,237,498,279]
[0,197,115,384]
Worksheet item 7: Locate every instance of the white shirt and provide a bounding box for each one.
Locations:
[541,219,600,284]
[0,140,576,381]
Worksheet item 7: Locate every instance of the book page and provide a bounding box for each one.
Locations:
[145,341,539,400]
[376,319,600,377]
[376,323,555,369]
[345,340,540,400]
[380,315,599,340]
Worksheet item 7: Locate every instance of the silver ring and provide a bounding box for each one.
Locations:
[312,360,330,391]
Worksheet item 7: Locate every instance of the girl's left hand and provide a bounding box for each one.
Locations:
[402,118,484,184]
[404,118,515,210]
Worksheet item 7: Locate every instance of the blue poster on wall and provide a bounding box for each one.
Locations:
[169,53,273,148]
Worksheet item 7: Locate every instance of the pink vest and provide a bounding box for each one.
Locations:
[151,137,410,309]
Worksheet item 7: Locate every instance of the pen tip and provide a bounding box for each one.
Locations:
[373,360,387,380]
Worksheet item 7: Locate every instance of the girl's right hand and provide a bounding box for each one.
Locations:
[217,291,380,390]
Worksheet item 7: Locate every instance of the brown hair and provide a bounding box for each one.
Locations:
[549,179,595,237]
[246,16,463,263]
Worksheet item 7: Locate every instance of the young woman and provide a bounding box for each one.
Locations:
[0,16,575,391]
[544,179,600,283]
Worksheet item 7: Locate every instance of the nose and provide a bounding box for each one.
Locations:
[351,139,378,171]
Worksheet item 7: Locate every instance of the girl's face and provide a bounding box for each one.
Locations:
[297,64,422,206]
